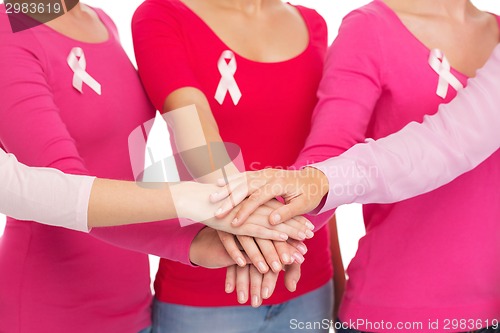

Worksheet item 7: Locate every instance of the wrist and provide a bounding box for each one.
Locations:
[301,167,330,198]
[189,226,207,266]
[168,181,193,219]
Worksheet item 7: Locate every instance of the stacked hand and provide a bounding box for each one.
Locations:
[175,180,317,306]
[211,167,330,225]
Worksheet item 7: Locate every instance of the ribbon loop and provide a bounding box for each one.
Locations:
[428,49,463,99]
[214,50,241,105]
[67,47,102,95]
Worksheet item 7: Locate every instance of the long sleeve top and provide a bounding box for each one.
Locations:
[311,44,500,212]
[294,1,500,329]
[0,148,94,232]
[0,6,202,333]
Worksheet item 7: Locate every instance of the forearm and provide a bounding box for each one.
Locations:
[90,220,204,264]
[88,179,179,228]
[311,45,500,212]
[0,153,193,232]
[163,92,241,182]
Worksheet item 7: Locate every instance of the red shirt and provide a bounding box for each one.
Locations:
[133,0,333,306]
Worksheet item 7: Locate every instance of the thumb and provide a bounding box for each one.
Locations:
[269,199,310,225]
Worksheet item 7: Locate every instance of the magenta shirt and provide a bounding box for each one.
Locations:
[0,7,202,333]
[311,45,500,211]
[296,1,500,330]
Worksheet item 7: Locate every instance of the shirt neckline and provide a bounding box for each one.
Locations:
[36,6,114,46]
[374,0,500,79]
[176,0,313,64]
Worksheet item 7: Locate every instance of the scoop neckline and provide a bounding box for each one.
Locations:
[374,0,500,79]
[176,0,313,64]
[37,5,114,46]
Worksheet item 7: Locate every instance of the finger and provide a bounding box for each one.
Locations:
[286,238,308,256]
[261,270,279,299]
[261,200,315,236]
[294,215,316,232]
[284,262,302,292]
[249,265,263,308]
[235,204,311,241]
[234,183,285,226]
[236,265,250,304]
[255,238,282,273]
[238,224,288,241]
[274,240,305,265]
[270,218,314,241]
[217,231,246,267]
[225,265,237,293]
[213,180,248,218]
[268,198,313,225]
[209,185,231,205]
[237,236,269,273]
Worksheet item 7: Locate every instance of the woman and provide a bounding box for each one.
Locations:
[217,0,500,331]
[0,3,304,332]
[301,2,500,330]
[132,0,338,331]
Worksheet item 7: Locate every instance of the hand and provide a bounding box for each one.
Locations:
[189,227,246,268]
[217,231,307,273]
[224,261,302,307]
[208,200,314,242]
[225,264,279,307]
[212,167,329,225]
[171,182,314,241]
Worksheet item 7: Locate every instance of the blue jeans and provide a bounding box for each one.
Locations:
[153,281,333,333]
[335,320,500,333]
[138,327,152,333]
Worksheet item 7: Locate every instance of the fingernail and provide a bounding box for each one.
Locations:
[238,291,246,303]
[291,280,297,291]
[281,253,291,264]
[252,295,260,307]
[225,283,232,293]
[293,252,305,264]
[305,230,314,238]
[306,221,315,230]
[215,207,223,216]
[272,214,281,223]
[232,218,238,225]
[279,233,288,241]
[236,257,245,267]
[271,261,281,272]
[257,261,267,273]
[297,244,308,255]
[262,287,270,299]
[297,232,306,240]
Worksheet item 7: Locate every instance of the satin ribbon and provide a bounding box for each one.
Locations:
[214,50,241,105]
[428,48,463,99]
[67,47,102,95]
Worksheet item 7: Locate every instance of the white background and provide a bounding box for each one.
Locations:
[1,0,499,275]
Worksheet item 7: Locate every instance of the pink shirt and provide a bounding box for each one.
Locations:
[0,7,202,333]
[0,148,94,232]
[133,0,333,306]
[312,44,500,211]
[295,1,500,330]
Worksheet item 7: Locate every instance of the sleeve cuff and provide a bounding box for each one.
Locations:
[307,156,369,214]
